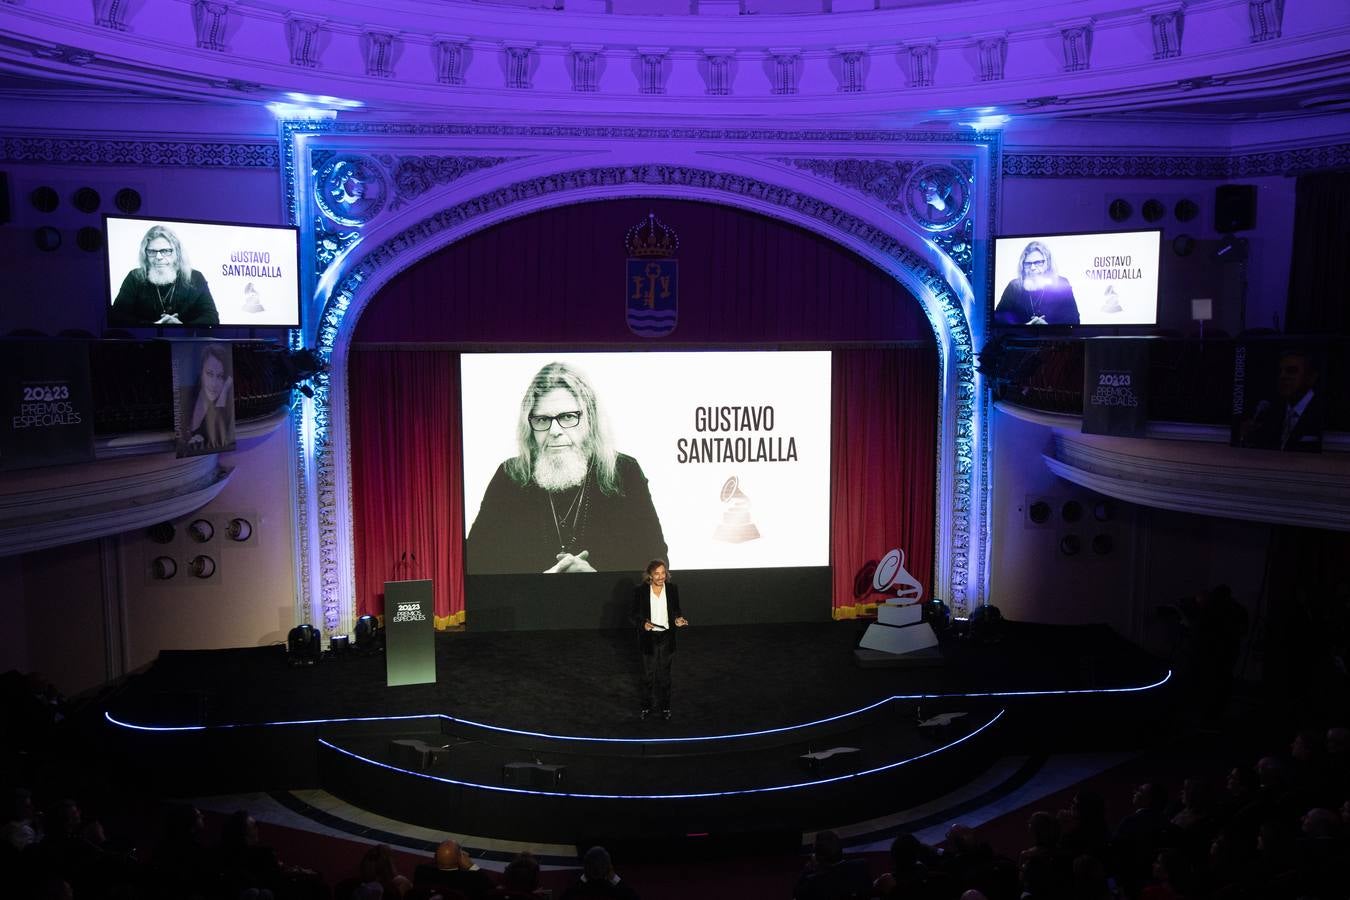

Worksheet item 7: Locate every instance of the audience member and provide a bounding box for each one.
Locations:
[359,843,413,898]
[415,838,495,899]
[560,845,638,900]
[493,850,544,898]
[793,829,871,900]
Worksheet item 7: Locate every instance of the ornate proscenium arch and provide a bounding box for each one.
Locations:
[284,126,994,640]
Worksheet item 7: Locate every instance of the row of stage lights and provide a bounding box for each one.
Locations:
[286,615,383,666]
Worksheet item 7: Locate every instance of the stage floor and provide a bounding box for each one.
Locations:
[112,620,1165,736]
[105,620,1172,844]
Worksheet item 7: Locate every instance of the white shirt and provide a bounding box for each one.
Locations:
[649,587,670,631]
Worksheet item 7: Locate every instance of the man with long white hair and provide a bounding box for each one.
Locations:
[111,224,220,326]
[466,361,667,574]
[994,240,1080,326]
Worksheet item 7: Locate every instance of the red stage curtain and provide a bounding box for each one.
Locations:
[830,346,937,617]
[349,349,465,628]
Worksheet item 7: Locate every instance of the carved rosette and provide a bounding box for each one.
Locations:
[782,157,976,277]
[903,163,972,233]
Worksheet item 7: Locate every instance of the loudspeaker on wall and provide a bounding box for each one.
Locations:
[1214,184,1256,233]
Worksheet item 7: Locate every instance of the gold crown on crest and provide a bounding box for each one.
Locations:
[625,212,679,259]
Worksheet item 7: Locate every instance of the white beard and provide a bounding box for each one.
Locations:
[1022,273,1055,291]
[147,266,177,286]
[534,446,588,492]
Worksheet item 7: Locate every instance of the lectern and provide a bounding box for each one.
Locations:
[384,579,436,686]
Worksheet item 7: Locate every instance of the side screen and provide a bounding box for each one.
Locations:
[992,230,1162,327]
[105,215,301,328]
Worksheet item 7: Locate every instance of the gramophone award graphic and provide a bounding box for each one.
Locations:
[856,548,941,665]
[713,475,760,543]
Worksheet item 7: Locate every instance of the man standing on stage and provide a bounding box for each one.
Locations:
[633,559,686,721]
[465,361,668,574]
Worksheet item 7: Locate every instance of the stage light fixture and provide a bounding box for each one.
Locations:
[924,599,952,634]
[188,519,214,543]
[189,555,216,578]
[151,556,178,580]
[967,604,1004,643]
[329,635,350,654]
[354,615,383,652]
[226,518,253,541]
[287,624,322,666]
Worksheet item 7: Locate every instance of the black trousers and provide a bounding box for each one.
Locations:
[641,631,675,710]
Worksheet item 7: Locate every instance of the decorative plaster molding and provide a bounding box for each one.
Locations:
[192,1,230,53]
[380,153,518,209]
[94,0,130,32]
[769,49,800,96]
[976,34,1007,82]
[570,47,601,93]
[362,29,398,79]
[836,50,865,94]
[1045,432,1350,532]
[30,45,97,66]
[286,16,326,69]
[0,455,232,557]
[505,45,534,89]
[1004,142,1350,178]
[703,50,735,96]
[1248,0,1284,43]
[903,44,937,88]
[781,157,975,275]
[1060,21,1093,73]
[1148,6,1185,60]
[0,136,279,168]
[638,48,669,96]
[434,36,469,85]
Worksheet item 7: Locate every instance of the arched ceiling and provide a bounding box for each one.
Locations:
[0,0,1347,127]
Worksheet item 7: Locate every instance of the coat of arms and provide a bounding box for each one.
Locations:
[625,212,678,338]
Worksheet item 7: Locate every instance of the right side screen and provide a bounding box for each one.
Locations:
[993,230,1161,327]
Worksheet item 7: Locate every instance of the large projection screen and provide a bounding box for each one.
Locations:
[460,350,833,630]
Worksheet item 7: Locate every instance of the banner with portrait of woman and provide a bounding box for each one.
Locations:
[171,341,236,458]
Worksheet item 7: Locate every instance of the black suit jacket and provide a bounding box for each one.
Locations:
[632,582,682,654]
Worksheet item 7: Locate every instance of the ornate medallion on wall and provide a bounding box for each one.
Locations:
[903,164,971,232]
[314,154,389,227]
